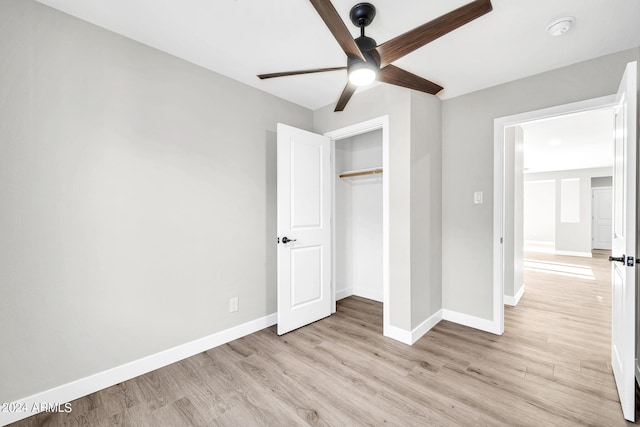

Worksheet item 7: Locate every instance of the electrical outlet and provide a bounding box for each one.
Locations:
[229,297,239,313]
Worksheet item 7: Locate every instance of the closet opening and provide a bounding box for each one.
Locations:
[335,129,383,302]
[325,116,390,336]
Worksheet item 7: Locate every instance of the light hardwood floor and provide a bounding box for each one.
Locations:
[10,250,637,426]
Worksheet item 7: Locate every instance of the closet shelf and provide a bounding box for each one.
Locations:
[339,167,383,179]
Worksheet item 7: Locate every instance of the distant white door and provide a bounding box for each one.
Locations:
[592,187,612,250]
[610,61,637,422]
[276,123,331,335]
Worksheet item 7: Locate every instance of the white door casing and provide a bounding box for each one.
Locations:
[276,123,331,335]
[592,187,613,250]
[610,61,637,422]
[493,64,636,421]
[495,95,618,337]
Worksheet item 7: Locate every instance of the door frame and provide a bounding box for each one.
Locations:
[493,95,616,335]
[324,115,390,335]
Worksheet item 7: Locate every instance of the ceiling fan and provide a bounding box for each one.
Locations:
[258,0,492,111]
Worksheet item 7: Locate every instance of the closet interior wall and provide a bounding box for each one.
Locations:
[334,129,383,302]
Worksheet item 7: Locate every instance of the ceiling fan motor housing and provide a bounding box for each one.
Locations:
[355,35,377,52]
[348,36,379,69]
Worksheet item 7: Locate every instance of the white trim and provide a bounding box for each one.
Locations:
[504,284,525,306]
[384,324,412,345]
[0,313,277,426]
[524,240,555,253]
[353,288,383,303]
[636,359,640,386]
[410,309,443,344]
[493,118,505,335]
[335,288,354,301]
[324,116,388,140]
[385,310,444,346]
[443,309,503,335]
[493,95,616,338]
[524,240,554,245]
[554,250,592,258]
[325,116,391,341]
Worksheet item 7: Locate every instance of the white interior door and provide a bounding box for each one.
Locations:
[592,187,613,250]
[277,123,331,335]
[610,61,637,422]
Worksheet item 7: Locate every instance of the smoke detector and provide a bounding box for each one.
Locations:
[547,17,575,36]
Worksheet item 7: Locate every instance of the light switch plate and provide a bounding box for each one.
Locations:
[474,191,483,204]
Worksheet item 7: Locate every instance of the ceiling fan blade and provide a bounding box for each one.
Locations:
[258,67,346,80]
[377,65,443,95]
[376,0,492,67]
[309,0,366,62]
[334,82,356,112]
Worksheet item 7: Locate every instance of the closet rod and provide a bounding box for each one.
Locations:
[339,168,383,178]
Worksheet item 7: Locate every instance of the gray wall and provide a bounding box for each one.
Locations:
[314,85,442,332]
[0,0,312,402]
[410,93,442,327]
[524,167,613,255]
[503,126,524,300]
[442,47,640,320]
[315,84,413,330]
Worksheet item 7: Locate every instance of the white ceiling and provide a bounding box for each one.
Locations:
[34,0,640,111]
[521,108,614,174]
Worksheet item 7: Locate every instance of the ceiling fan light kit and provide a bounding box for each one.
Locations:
[348,27,380,86]
[258,0,493,111]
[348,63,377,85]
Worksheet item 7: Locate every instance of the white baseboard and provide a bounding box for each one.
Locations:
[504,284,525,307]
[387,309,503,344]
[524,242,593,258]
[383,310,443,345]
[384,324,412,345]
[336,288,383,303]
[353,288,383,303]
[0,313,277,426]
[524,240,555,253]
[335,288,354,301]
[554,250,592,258]
[410,309,443,344]
[442,309,502,335]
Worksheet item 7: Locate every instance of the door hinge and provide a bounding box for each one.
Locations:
[500,237,503,244]
[627,256,635,267]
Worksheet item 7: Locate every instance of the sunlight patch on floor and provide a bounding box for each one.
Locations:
[523,259,596,280]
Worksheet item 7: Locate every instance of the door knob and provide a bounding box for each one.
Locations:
[281,236,297,244]
[609,254,625,263]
